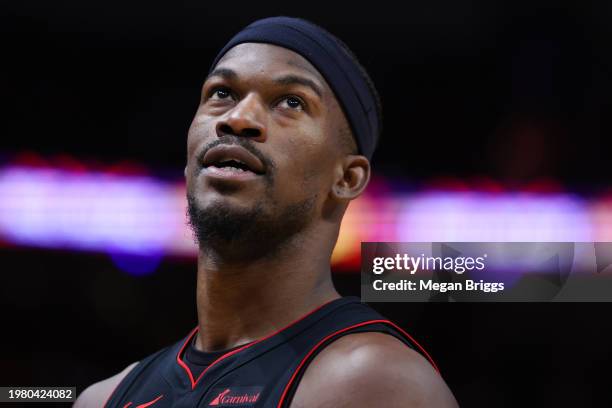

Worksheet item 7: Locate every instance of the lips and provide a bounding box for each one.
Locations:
[201,145,265,175]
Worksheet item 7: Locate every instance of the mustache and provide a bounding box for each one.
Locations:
[197,136,275,173]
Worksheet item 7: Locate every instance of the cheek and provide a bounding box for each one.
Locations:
[186,113,212,165]
[273,136,336,199]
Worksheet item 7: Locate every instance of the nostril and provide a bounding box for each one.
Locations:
[218,124,233,135]
[242,128,261,138]
[216,123,262,139]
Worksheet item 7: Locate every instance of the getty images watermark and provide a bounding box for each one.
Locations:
[361,243,612,302]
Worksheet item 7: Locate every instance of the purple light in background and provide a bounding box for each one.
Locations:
[396,192,592,242]
[0,166,192,255]
[2,164,609,274]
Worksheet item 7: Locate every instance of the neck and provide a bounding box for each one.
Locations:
[194,222,341,352]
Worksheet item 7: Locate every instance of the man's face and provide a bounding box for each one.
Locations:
[186,43,347,255]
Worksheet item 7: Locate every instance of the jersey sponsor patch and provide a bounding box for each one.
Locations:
[208,387,263,406]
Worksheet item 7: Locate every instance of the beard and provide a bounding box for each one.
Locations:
[187,190,317,263]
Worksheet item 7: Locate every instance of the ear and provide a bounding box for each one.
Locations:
[184,165,188,179]
[331,155,371,201]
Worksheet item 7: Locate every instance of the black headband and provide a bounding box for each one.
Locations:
[209,16,381,160]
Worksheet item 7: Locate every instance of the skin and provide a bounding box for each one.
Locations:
[74,43,458,407]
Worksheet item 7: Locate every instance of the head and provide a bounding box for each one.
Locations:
[186,18,381,261]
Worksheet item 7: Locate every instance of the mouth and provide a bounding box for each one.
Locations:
[201,144,265,179]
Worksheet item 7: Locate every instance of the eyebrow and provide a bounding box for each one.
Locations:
[272,74,323,99]
[206,68,323,99]
[206,67,238,82]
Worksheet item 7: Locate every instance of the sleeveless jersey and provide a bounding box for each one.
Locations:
[104,296,438,408]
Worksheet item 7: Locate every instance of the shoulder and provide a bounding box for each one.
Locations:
[290,332,458,408]
[73,362,138,408]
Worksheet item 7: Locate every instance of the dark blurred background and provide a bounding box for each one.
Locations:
[1,0,612,406]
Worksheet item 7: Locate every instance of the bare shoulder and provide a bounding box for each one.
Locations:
[290,332,459,408]
[73,362,138,408]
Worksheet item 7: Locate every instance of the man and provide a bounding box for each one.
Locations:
[75,16,458,407]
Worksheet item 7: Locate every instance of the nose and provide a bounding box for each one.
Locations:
[216,93,266,141]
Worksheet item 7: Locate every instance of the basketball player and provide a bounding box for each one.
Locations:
[75,17,458,407]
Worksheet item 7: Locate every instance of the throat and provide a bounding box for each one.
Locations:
[195,255,340,352]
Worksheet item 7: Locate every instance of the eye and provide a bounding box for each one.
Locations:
[209,87,233,101]
[278,96,305,111]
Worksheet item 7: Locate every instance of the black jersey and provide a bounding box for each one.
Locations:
[183,337,251,380]
[104,296,438,408]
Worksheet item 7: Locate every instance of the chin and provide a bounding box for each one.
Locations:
[197,190,261,213]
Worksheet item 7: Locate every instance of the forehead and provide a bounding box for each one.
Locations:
[214,43,327,86]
